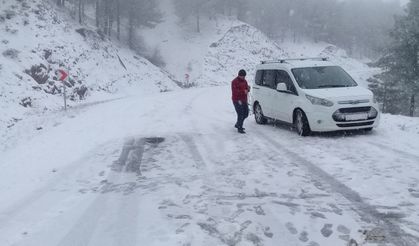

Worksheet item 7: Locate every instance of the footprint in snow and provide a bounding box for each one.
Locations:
[254,205,265,215]
[285,222,298,235]
[321,223,334,237]
[299,231,309,242]
[263,226,274,238]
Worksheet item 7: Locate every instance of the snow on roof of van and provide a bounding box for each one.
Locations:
[257,58,335,70]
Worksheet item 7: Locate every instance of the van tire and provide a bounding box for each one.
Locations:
[254,103,267,125]
[295,109,311,136]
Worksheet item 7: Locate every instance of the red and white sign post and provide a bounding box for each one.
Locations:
[185,73,190,87]
[58,69,68,111]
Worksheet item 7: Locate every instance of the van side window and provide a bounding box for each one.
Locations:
[276,70,298,95]
[262,70,277,89]
[255,70,263,86]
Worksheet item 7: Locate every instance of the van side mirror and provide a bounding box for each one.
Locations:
[276,83,287,92]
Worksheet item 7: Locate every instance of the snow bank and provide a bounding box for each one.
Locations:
[380,114,419,135]
[196,24,286,86]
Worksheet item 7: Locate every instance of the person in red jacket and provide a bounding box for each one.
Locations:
[231,69,250,134]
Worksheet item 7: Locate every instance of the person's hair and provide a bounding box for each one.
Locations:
[238,69,246,77]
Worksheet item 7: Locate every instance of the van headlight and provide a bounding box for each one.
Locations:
[368,107,378,119]
[306,94,334,107]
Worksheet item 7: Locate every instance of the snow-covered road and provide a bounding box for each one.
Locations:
[1,86,419,246]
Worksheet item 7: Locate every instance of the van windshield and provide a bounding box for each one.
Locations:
[291,66,357,89]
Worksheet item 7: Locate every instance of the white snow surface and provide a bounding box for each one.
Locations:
[1,85,419,246]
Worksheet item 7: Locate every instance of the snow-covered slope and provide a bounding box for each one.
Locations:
[0,0,178,130]
[196,24,287,86]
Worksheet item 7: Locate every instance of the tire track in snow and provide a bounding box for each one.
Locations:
[254,128,419,246]
[0,142,116,232]
[179,134,207,169]
[57,166,126,246]
[57,137,149,246]
[56,193,111,246]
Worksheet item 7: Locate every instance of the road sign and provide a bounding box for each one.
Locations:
[57,69,68,111]
[58,69,68,81]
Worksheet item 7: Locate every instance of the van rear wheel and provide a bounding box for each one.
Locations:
[295,109,311,136]
[254,103,267,124]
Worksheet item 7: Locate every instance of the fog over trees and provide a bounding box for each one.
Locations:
[174,0,403,58]
[58,0,403,59]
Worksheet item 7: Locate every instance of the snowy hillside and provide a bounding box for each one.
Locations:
[196,24,287,86]
[0,0,178,131]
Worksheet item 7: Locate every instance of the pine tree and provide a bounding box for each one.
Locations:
[175,0,222,33]
[126,0,161,49]
[370,0,419,116]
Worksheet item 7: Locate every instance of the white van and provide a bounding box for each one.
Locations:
[250,58,380,136]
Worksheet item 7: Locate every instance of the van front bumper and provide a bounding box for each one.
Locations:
[304,104,380,132]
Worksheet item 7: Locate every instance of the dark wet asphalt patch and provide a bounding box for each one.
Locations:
[113,137,165,174]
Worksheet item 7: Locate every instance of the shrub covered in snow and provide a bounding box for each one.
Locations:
[19,97,32,107]
[2,48,20,59]
[3,10,16,20]
[25,64,49,84]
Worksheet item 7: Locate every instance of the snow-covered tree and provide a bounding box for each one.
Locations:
[370,0,419,116]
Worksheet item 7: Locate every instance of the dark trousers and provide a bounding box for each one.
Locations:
[233,102,249,129]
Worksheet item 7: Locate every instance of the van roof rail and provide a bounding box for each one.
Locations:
[261,57,329,64]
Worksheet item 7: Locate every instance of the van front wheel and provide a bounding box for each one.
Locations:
[295,109,311,136]
[254,103,267,125]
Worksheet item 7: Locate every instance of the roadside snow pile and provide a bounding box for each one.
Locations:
[373,113,419,156]
[380,114,419,135]
[196,24,287,86]
[0,0,178,130]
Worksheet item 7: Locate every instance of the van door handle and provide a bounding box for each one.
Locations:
[253,87,260,90]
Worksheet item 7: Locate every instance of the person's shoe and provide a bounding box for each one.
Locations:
[235,124,245,130]
[238,128,246,134]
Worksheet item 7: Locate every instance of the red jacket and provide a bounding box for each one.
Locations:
[231,77,249,103]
